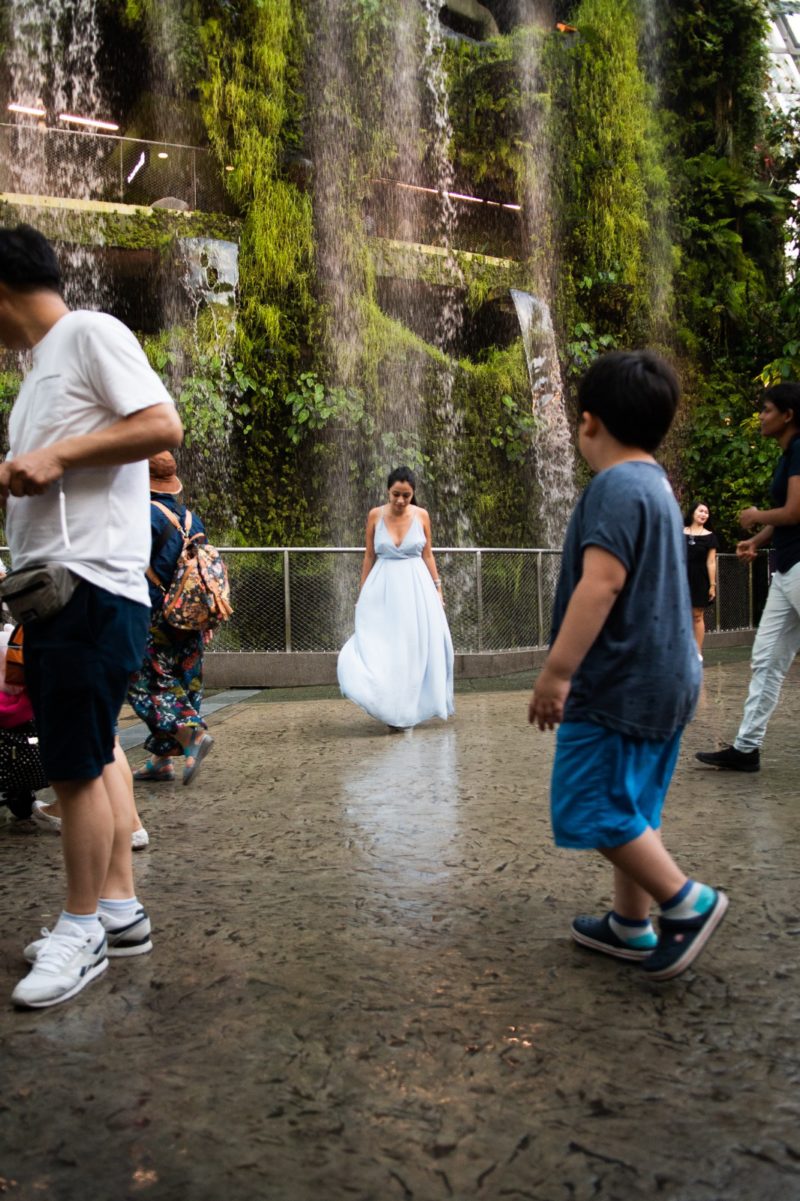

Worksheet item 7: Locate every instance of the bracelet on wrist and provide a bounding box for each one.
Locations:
[433,579,442,589]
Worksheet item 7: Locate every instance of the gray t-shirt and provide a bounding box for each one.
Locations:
[551,460,701,740]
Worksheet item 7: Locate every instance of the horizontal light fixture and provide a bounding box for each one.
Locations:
[157,151,169,159]
[373,176,521,211]
[449,190,485,204]
[379,179,438,196]
[126,150,146,184]
[58,112,119,131]
[8,102,46,118]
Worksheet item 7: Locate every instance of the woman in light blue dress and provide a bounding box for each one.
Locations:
[337,467,455,730]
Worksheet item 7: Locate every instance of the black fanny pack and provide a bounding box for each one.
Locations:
[0,563,80,624]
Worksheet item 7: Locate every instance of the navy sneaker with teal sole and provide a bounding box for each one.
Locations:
[642,889,729,982]
[571,912,654,962]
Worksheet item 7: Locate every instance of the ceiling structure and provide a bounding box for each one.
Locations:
[768,3,800,109]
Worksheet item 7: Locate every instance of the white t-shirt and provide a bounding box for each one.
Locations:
[6,309,177,607]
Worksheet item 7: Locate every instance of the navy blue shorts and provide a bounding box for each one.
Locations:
[23,581,150,782]
[550,720,683,850]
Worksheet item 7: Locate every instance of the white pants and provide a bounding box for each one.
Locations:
[735,560,800,751]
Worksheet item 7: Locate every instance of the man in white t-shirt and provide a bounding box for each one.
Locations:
[0,224,183,1008]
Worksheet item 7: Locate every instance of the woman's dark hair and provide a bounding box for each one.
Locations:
[683,501,710,527]
[0,224,62,293]
[577,349,680,453]
[387,465,416,502]
[762,383,800,425]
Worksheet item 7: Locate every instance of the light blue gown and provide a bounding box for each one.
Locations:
[337,514,455,728]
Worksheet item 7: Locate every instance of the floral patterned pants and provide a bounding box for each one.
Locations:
[127,617,207,758]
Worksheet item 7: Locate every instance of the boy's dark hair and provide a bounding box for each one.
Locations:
[762,383,800,424]
[387,465,416,501]
[577,350,680,453]
[0,225,62,294]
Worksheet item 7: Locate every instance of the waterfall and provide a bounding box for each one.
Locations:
[304,0,474,546]
[507,7,576,547]
[637,0,673,341]
[4,0,110,310]
[511,289,576,548]
[419,0,471,547]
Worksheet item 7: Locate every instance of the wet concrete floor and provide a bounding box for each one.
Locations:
[1,651,799,1201]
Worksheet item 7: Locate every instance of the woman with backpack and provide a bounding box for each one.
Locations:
[127,453,214,786]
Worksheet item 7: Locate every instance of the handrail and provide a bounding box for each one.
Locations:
[216,545,563,554]
[0,122,210,153]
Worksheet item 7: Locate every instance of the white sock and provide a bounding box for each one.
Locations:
[56,910,103,938]
[661,879,716,920]
[99,897,141,927]
[609,911,658,950]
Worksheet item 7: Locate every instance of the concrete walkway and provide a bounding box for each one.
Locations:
[1,652,799,1201]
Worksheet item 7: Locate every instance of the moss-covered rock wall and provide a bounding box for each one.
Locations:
[2,0,794,549]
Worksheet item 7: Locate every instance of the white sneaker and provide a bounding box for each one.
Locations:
[32,801,149,851]
[24,907,152,962]
[31,799,61,833]
[12,924,108,1008]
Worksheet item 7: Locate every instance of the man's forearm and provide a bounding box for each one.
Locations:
[750,524,774,548]
[56,404,183,471]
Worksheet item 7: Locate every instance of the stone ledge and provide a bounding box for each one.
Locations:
[204,630,754,689]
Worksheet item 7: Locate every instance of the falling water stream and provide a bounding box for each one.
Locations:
[511,289,576,548]
[4,0,111,310]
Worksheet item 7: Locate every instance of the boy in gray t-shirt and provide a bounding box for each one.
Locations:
[529,350,727,981]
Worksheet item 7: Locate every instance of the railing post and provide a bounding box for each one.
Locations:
[192,148,197,210]
[536,551,544,647]
[715,558,721,631]
[475,549,483,652]
[283,549,292,652]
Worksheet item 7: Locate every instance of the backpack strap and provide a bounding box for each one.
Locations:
[147,501,190,591]
[151,500,185,532]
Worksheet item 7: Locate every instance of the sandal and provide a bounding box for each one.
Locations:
[133,759,175,783]
[182,733,214,786]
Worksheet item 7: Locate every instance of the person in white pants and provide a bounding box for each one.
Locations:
[696,382,800,773]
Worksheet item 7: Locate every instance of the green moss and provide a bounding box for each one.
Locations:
[547,0,655,345]
[0,198,239,250]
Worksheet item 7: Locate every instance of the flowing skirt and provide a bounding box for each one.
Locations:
[337,556,454,728]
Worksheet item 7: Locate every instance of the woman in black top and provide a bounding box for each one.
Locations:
[683,502,718,656]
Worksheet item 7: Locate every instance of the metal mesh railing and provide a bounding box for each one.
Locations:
[209,549,767,654]
[0,123,229,212]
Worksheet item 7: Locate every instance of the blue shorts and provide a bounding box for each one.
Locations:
[550,720,683,850]
[23,581,150,782]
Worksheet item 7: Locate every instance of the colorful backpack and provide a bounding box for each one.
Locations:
[146,501,233,632]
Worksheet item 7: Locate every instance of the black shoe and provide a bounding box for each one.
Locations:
[695,745,760,772]
[571,913,655,962]
[642,890,729,982]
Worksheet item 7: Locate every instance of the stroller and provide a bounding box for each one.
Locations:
[0,624,47,820]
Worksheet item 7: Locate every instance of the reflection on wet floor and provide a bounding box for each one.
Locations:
[1,657,799,1200]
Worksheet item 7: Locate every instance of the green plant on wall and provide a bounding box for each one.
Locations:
[284,373,369,446]
[548,0,655,345]
[490,393,536,463]
[657,0,795,533]
[680,375,780,545]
